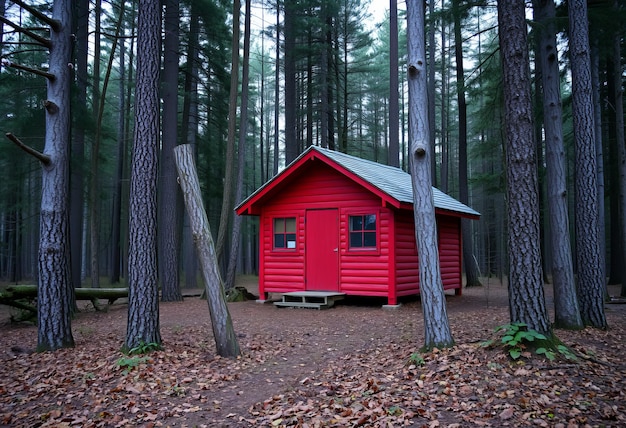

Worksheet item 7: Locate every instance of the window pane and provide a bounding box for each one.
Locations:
[274,218,285,233]
[364,214,376,230]
[350,232,362,247]
[350,216,363,231]
[363,232,376,247]
[274,234,285,248]
[285,217,296,233]
[286,233,296,249]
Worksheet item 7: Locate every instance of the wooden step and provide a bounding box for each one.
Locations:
[274,291,345,309]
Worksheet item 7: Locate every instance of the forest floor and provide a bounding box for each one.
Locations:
[1,277,625,428]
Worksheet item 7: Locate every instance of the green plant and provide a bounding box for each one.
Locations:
[482,323,577,361]
[408,352,425,366]
[116,356,150,374]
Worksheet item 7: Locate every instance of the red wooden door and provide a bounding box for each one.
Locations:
[305,209,339,291]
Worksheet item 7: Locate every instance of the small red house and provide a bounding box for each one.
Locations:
[236,146,480,306]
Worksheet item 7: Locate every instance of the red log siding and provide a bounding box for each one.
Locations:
[393,211,463,297]
[394,211,420,296]
[437,216,463,291]
[259,164,392,297]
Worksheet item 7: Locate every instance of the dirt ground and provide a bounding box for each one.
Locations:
[1,277,625,427]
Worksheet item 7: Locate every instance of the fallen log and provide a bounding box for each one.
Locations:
[0,285,129,314]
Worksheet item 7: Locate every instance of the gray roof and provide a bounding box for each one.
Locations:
[310,146,480,217]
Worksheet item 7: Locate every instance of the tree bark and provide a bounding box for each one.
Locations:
[497,0,551,336]
[215,0,241,266]
[406,0,454,350]
[125,0,162,351]
[174,144,240,358]
[568,0,607,329]
[37,0,75,352]
[226,0,252,292]
[159,0,182,302]
[532,0,582,330]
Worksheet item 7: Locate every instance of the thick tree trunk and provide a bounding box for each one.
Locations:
[159,0,182,302]
[497,0,551,336]
[125,0,162,351]
[37,0,75,352]
[568,0,607,329]
[406,0,454,350]
[533,0,582,330]
[174,144,240,358]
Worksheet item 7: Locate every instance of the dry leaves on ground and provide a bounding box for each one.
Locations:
[1,282,625,427]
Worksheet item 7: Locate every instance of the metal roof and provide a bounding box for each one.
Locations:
[236,145,480,218]
[311,146,481,217]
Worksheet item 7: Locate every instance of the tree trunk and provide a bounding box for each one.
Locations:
[388,0,400,167]
[215,0,241,266]
[497,0,551,336]
[159,0,182,302]
[125,0,162,351]
[181,7,200,289]
[533,0,582,329]
[70,0,88,290]
[174,144,240,358]
[452,0,481,288]
[110,28,125,284]
[89,0,102,289]
[273,1,280,176]
[427,0,436,184]
[406,0,454,351]
[37,0,75,352]
[568,0,607,329]
[226,0,252,292]
[284,0,298,164]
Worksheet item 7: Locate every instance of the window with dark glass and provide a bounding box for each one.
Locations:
[349,214,377,248]
[274,217,296,249]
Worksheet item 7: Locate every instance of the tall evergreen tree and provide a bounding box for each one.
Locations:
[125,0,162,351]
[568,0,607,329]
[38,0,75,351]
[407,0,454,350]
[497,0,550,336]
[533,0,582,330]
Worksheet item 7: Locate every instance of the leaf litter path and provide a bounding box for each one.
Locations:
[1,279,625,427]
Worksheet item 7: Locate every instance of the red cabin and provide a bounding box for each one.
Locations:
[235,146,480,306]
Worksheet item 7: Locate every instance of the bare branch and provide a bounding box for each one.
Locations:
[0,16,52,48]
[1,58,55,80]
[8,0,61,31]
[5,133,51,166]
